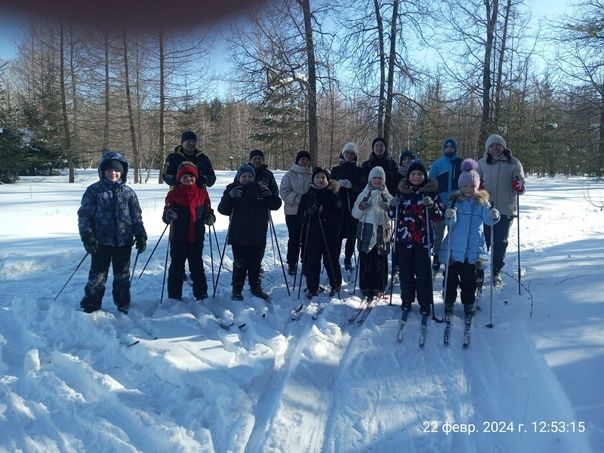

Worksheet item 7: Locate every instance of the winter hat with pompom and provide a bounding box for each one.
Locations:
[458,158,481,190]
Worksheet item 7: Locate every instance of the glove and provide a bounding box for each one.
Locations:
[490,208,500,220]
[445,208,457,220]
[82,235,98,255]
[339,179,352,189]
[229,186,243,198]
[204,212,216,226]
[378,195,390,210]
[305,205,318,217]
[198,175,208,186]
[358,200,369,211]
[135,236,147,253]
[257,184,271,199]
[164,210,178,223]
[512,176,525,194]
[422,196,434,207]
[390,196,401,208]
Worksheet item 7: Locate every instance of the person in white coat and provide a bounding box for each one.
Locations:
[351,166,392,298]
[280,150,313,275]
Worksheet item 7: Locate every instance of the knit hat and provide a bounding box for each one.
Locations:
[442,138,458,155]
[236,163,255,180]
[341,142,359,157]
[105,159,124,173]
[368,165,386,182]
[312,166,330,182]
[399,149,416,163]
[249,149,265,160]
[372,137,387,150]
[295,150,312,164]
[176,161,198,181]
[458,158,480,190]
[181,130,197,143]
[485,134,506,153]
[407,159,428,180]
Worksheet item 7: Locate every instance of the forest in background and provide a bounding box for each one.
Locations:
[0,0,603,184]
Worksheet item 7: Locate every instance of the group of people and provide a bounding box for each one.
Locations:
[77,130,526,321]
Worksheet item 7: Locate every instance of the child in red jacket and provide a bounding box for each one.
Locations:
[163,162,215,300]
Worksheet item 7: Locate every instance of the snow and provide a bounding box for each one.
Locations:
[0,170,602,452]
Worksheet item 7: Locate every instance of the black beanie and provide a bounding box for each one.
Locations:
[249,149,265,160]
[372,137,387,150]
[295,150,312,164]
[105,159,124,173]
[407,159,428,180]
[400,149,416,163]
[181,130,197,143]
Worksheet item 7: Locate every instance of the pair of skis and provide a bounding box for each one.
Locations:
[396,309,429,348]
[290,302,326,321]
[443,313,473,347]
[347,295,381,325]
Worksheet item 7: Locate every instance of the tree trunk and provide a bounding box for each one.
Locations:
[158,30,166,184]
[103,32,110,150]
[383,0,399,145]
[59,23,73,183]
[122,31,140,183]
[478,0,499,149]
[299,0,318,163]
[493,0,511,126]
[374,0,386,137]
[69,25,79,176]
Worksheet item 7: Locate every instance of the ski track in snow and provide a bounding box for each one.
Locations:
[0,172,601,452]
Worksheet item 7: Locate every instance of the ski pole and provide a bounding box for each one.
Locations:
[53,252,89,301]
[269,212,291,296]
[486,205,495,328]
[297,214,312,300]
[208,227,215,296]
[130,249,140,283]
[389,205,399,305]
[213,229,230,298]
[516,192,521,296]
[160,239,170,304]
[292,219,305,292]
[317,210,341,300]
[138,222,170,279]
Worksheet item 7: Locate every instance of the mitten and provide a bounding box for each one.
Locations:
[229,186,243,198]
[512,176,525,194]
[257,183,271,199]
[135,236,147,253]
[358,200,370,211]
[198,175,208,186]
[390,196,401,208]
[422,195,434,207]
[82,235,98,254]
[204,212,216,226]
[305,205,318,217]
[339,179,352,189]
[164,210,178,224]
[445,208,457,220]
[489,208,500,221]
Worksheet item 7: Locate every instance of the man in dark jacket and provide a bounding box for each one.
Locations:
[360,137,401,195]
[162,130,216,188]
[78,151,147,314]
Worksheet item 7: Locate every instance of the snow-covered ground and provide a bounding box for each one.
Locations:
[0,170,602,453]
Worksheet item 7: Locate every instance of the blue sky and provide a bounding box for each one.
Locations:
[0,1,571,62]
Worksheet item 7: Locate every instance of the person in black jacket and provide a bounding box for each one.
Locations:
[360,137,401,195]
[297,167,343,298]
[331,142,364,272]
[162,131,216,188]
[217,164,282,301]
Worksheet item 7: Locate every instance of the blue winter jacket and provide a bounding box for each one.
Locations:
[428,152,462,209]
[439,191,499,265]
[78,152,147,247]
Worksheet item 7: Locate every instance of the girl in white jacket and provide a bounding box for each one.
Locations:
[351,166,392,298]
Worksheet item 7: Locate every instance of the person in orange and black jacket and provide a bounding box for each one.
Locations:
[163,161,215,301]
[297,167,343,298]
[162,130,216,188]
[218,164,282,301]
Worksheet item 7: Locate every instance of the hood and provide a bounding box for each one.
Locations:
[450,189,490,205]
[98,151,129,183]
[397,176,438,195]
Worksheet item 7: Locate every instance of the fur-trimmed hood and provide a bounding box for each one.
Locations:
[312,179,340,194]
[449,189,490,205]
[397,177,438,195]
